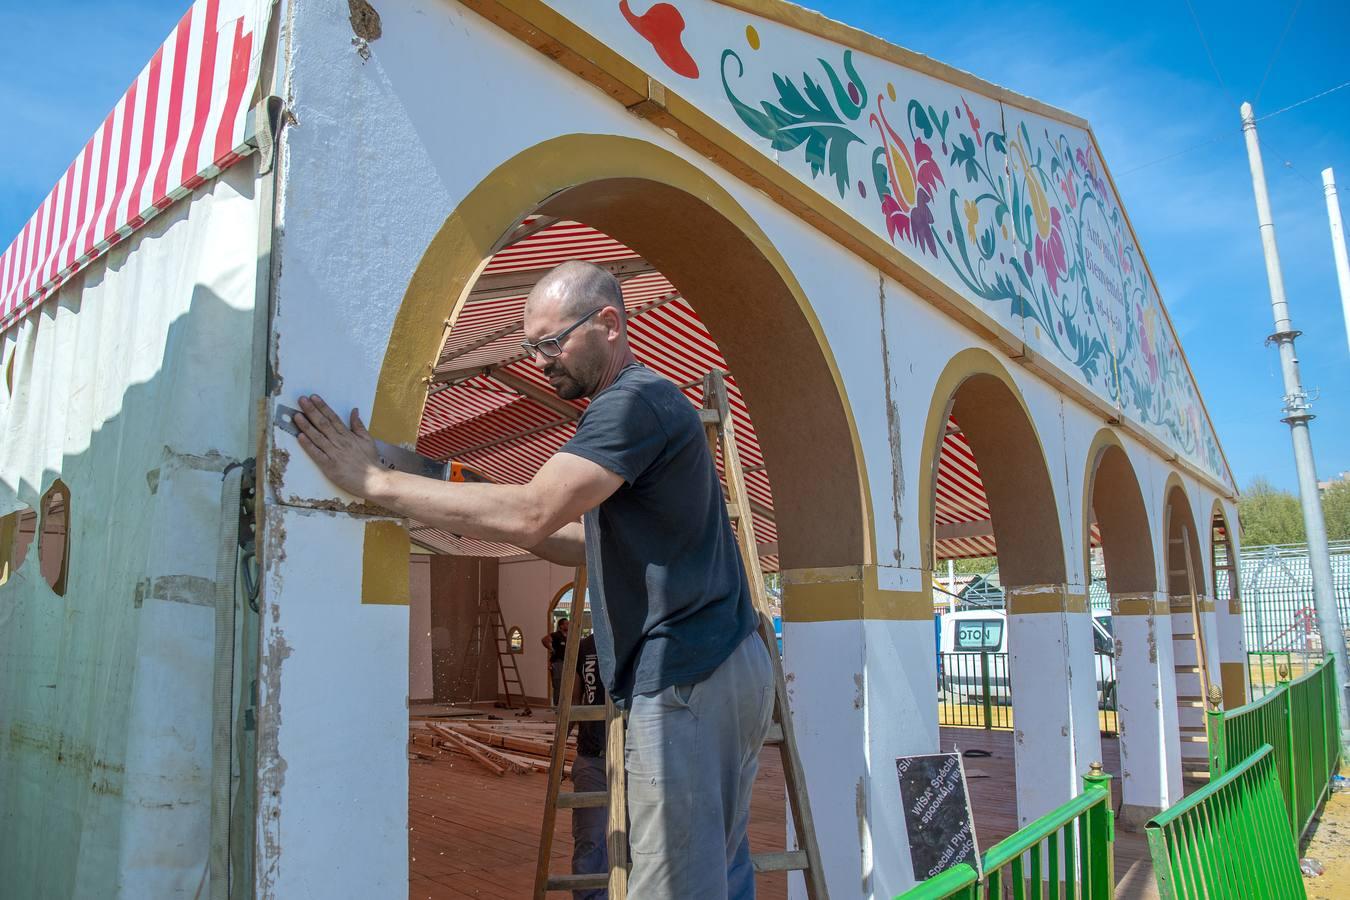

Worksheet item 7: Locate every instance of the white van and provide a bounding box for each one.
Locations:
[938,609,1116,707]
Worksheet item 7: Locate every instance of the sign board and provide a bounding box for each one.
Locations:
[896,752,981,880]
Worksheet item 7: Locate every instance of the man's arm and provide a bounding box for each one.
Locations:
[292,395,620,553]
[540,634,553,651]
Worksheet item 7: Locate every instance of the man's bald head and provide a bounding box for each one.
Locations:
[525,260,626,322]
[521,260,637,400]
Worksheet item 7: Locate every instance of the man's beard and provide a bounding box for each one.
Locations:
[543,358,597,400]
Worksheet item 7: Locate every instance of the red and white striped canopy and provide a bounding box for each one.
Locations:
[412,219,1070,565]
[0,0,267,332]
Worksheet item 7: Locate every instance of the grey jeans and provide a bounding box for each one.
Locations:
[571,754,609,900]
[624,632,775,900]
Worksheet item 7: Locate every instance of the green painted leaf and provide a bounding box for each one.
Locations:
[721,49,865,197]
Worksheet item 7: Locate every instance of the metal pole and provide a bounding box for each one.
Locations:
[1322,168,1350,357]
[1241,102,1350,750]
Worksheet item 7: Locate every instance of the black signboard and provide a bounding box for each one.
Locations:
[895,752,981,881]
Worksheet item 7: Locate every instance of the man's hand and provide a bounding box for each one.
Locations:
[293,394,385,499]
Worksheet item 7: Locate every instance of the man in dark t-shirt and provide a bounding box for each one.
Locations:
[293,260,773,899]
[541,616,569,707]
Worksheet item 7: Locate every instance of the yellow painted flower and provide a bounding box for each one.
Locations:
[1012,139,1052,239]
[964,199,979,242]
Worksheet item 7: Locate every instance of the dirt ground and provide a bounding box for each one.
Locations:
[1302,772,1350,900]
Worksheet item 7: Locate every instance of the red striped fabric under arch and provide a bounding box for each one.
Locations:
[414,219,1099,566]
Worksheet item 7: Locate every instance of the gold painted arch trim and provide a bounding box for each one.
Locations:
[368,133,878,580]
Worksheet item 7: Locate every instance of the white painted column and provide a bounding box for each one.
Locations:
[1005,584,1104,827]
[782,566,939,899]
[255,506,409,898]
[1111,592,1182,829]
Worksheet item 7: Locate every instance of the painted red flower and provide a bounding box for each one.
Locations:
[912,136,945,196]
[881,193,912,243]
[1059,169,1077,210]
[962,97,982,145]
[1034,206,1067,286]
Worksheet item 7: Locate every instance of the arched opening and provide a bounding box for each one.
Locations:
[0,505,38,586]
[1162,480,1213,781]
[1084,436,1176,825]
[391,136,874,898]
[1211,503,1249,707]
[922,354,1100,834]
[38,480,70,596]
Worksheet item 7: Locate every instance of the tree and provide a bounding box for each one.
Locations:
[1322,480,1350,542]
[1238,477,1304,547]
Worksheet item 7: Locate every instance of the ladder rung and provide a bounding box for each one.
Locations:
[698,409,721,424]
[752,850,810,873]
[557,791,608,809]
[546,872,610,891]
[1180,735,1208,744]
[567,705,606,722]
[726,504,742,520]
[1179,725,1206,734]
[764,722,783,745]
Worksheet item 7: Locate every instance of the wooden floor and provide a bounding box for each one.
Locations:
[409,718,1164,898]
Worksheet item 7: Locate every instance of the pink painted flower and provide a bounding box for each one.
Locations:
[881,193,913,243]
[1034,206,1067,286]
[913,136,945,196]
[1059,169,1077,210]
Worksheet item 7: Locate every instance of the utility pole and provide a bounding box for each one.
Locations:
[1240,102,1349,746]
[1322,168,1350,357]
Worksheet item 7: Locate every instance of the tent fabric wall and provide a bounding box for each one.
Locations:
[0,162,259,898]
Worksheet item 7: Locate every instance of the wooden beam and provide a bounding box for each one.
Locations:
[431,290,685,383]
[488,368,581,421]
[465,257,656,303]
[488,215,559,255]
[936,519,995,541]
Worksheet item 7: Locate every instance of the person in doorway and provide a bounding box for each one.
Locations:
[570,631,608,899]
[292,259,772,898]
[541,616,569,708]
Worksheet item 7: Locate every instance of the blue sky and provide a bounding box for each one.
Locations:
[3,0,1348,493]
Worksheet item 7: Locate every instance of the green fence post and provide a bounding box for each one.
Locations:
[980,651,993,731]
[1083,762,1114,900]
[1278,665,1298,836]
[1206,686,1227,777]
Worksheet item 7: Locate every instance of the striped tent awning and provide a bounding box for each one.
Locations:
[414,218,1076,566]
[0,0,269,332]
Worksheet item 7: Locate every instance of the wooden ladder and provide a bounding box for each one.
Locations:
[1173,524,1214,776]
[533,565,628,897]
[455,589,529,712]
[490,599,531,713]
[531,371,829,898]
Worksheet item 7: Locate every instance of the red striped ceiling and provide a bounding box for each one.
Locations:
[413,219,1084,565]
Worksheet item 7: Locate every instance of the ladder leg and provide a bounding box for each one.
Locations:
[605,698,629,899]
[534,566,590,899]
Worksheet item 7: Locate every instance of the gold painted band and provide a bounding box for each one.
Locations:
[1169,596,1217,613]
[782,566,932,622]
[362,520,412,605]
[1005,590,1089,615]
[1113,597,1169,616]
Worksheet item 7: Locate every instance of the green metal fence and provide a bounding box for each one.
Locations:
[1208,658,1342,840]
[938,652,1012,730]
[1145,745,1305,900]
[937,651,1118,735]
[896,768,1114,900]
[1247,650,1323,700]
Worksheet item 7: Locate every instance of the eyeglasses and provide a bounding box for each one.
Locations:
[520,307,603,359]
